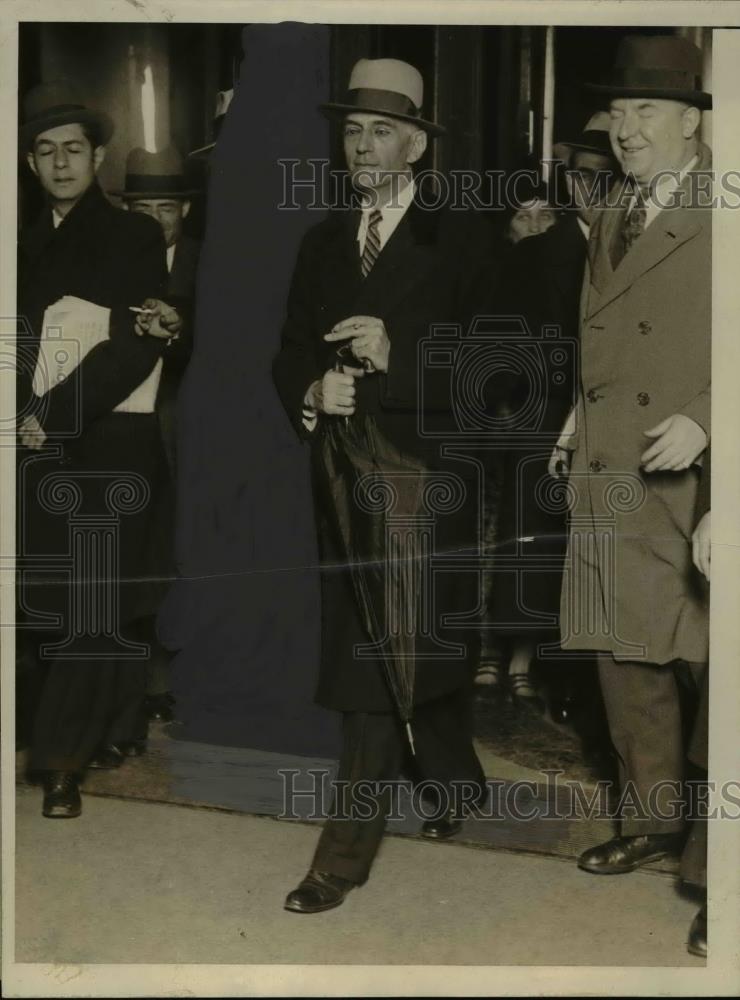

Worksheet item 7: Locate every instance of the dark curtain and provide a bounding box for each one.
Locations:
[158,22,340,758]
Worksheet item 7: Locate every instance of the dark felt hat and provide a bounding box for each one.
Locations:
[558,112,615,159]
[111,147,198,199]
[585,34,712,110]
[20,80,114,151]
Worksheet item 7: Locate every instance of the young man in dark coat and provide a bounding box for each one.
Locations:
[273,58,493,913]
[17,80,175,818]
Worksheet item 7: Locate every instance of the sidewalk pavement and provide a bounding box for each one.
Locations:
[13,784,702,967]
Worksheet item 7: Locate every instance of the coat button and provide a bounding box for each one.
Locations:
[637,392,650,406]
[586,388,604,403]
[589,459,606,473]
[638,320,652,335]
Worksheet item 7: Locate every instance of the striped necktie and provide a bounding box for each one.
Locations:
[360,209,382,278]
[621,186,648,255]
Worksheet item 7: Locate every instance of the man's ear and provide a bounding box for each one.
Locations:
[92,145,106,173]
[682,106,701,140]
[182,199,191,219]
[26,151,38,178]
[406,129,428,165]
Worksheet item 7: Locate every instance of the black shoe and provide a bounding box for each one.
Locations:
[687,902,707,958]
[284,870,355,914]
[421,814,464,840]
[88,740,147,770]
[145,692,176,722]
[578,833,683,874]
[42,771,81,819]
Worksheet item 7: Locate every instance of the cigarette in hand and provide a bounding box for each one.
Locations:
[128,306,155,315]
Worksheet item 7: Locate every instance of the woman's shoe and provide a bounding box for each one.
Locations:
[474,660,505,694]
[510,673,545,712]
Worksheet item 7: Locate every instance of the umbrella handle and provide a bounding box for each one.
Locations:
[405,721,416,756]
[335,347,375,429]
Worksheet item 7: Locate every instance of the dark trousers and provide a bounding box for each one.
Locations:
[30,627,149,773]
[312,687,485,884]
[597,653,705,836]
[681,665,709,888]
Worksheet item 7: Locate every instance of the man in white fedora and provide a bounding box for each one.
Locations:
[274,57,494,913]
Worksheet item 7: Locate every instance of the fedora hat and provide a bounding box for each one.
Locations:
[189,88,234,159]
[557,111,615,160]
[111,147,199,199]
[20,80,114,151]
[320,58,445,136]
[586,34,712,109]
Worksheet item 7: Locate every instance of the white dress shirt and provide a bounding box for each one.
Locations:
[626,154,699,229]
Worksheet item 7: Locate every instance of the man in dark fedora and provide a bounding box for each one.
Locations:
[552,35,711,897]
[112,146,201,721]
[115,147,201,307]
[273,57,494,913]
[17,80,173,817]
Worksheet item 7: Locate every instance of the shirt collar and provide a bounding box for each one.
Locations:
[361,175,415,214]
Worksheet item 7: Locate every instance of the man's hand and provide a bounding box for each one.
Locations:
[641,414,707,472]
[324,316,390,373]
[307,369,364,416]
[19,414,46,450]
[692,510,711,581]
[134,298,183,341]
[548,445,572,479]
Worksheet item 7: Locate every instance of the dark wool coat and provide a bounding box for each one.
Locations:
[17,182,171,629]
[273,195,496,711]
[489,215,587,632]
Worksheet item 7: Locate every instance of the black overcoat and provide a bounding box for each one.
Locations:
[273,195,496,712]
[17,182,171,629]
[489,216,586,631]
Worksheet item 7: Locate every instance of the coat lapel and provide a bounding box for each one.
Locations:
[586,146,711,319]
[352,196,441,317]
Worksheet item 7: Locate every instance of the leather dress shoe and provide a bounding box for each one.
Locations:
[578,833,683,874]
[145,692,176,722]
[88,740,147,770]
[42,771,81,818]
[687,902,708,958]
[421,814,463,839]
[284,870,354,914]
